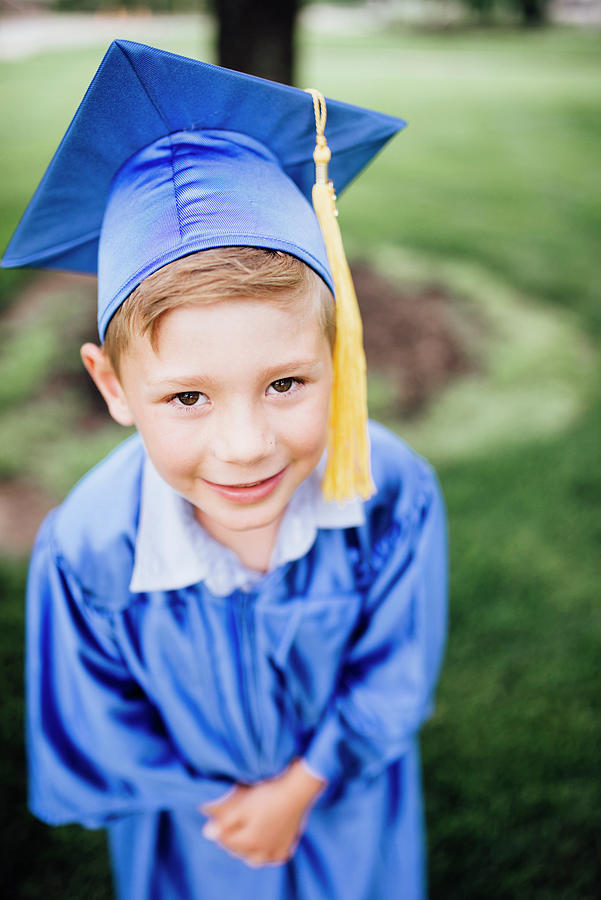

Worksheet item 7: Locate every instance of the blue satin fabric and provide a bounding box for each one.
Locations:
[98,130,333,340]
[26,423,447,899]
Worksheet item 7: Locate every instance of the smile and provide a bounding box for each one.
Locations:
[202,467,287,504]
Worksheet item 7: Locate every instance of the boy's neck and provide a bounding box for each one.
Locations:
[193,509,284,574]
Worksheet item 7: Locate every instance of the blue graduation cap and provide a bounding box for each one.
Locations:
[1,40,405,340]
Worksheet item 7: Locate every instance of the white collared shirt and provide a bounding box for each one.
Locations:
[130,456,365,597]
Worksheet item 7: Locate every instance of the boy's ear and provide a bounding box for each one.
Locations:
[80,343,135,427]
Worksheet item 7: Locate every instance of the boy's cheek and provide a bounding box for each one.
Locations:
[145,441,200,479]
[296,403,331,454]
[292,426,328,463]
[133,424,201,482]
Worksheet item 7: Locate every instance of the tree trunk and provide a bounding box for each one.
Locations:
[520,0,548,26]
[214,0,299,85]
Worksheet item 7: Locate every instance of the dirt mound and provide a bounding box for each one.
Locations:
[353,261,476,415]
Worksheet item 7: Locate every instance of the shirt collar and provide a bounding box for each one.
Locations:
[130,454,365,597]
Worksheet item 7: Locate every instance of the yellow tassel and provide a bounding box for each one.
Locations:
[305,89,375,504]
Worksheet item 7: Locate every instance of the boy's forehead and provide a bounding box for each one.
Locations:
[121,291,331,383]
[155,283,327,345]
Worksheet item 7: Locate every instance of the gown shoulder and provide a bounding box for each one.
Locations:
[33,433,145,606]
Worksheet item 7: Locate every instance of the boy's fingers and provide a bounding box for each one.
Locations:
[215,811,246,839]
[200,799,225,816]
[201,813,248,843]
[201,820,221,842]
[242,852,289,869]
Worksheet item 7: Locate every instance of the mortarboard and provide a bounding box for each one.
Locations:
[1,40,405,502]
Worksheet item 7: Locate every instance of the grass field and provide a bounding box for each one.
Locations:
[1,17,600,898]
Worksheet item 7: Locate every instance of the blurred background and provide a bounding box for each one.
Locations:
[1,0,599,896]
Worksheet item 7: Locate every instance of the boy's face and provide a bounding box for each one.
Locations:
[112,289,333,542]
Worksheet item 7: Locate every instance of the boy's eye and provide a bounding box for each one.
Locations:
[270,378,294,393]
[175,391,204,406]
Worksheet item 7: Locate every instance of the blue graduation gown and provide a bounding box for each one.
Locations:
[26,422,448,900]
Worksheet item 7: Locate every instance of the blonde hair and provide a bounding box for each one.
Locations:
[103,247,335,376]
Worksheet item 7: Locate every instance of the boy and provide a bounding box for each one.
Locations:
[3,41,448,899]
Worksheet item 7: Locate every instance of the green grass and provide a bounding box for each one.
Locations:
[367,247,598,464]
[299,26,601,331]
[424,408,601,897]
[1,18,600,900]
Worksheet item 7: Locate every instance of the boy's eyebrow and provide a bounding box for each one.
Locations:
[146,359,325,390]
[259,358,325,380]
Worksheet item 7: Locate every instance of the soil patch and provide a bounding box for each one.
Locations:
[3,270,97,332]
[353,261,477,415]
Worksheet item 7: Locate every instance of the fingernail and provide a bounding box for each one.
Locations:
[202,822,219,841]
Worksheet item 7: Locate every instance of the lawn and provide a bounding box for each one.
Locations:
[1,17,600,899]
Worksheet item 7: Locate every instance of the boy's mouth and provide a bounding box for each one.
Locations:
[202,467,287,503]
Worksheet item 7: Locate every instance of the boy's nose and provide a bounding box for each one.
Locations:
[211,404,274,467]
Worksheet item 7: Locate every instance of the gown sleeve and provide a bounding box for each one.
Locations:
[26,514,232,828]
[301,466,448,796]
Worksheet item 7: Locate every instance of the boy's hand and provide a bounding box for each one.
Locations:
[199,758,326,868]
